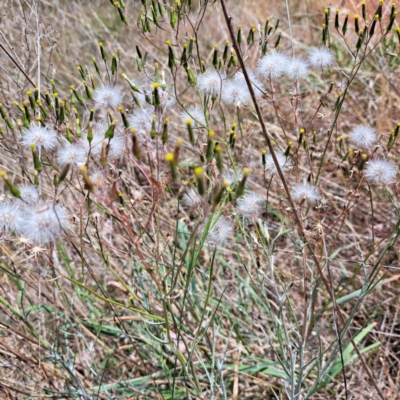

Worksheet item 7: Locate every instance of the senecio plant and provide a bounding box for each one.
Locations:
[1,0,400,398]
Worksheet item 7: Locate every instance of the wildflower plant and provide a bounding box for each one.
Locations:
[0,0,400,399]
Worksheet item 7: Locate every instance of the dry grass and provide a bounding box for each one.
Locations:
[1,0,400,399]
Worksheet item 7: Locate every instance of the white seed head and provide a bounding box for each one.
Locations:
[128,109,152,134]
[182,188,202,207]
[0,203,24,235]
[257,51,288,79]
[207,217,234,245]
[57,143,87,167]
[265,152,288,174]
[364,159,397,185]
[198,71,224,96]
[349,125,377,150]
[221,80,251,107]
[234,71,265,97]
[18,184,40,205]
[286,57,309,79]
[93,85,122,109]
[181,105,207,128]
[22,202,68,244]
[308,47,334,68]
[237,191,265,216]
[21,124,57,152]
[292,183,320,204]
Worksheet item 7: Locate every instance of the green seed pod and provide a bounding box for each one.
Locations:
[119,106,129,128]
[58,162,71,185]
[188,37,194,56]
[247,24,255,44]
[93,57,101,76]
[99,42,107,61]
[358,153,367,171]
[51,79,57,94]
[222,41,229,63]
[261,149,266,166]
[186,119,195,145]
[369,14,379,37]
[213,180,228,207]
[186,66,197,85]
[130,128,141,158]
[236,168,250,198]
[150,115,157,139]
[66,123,73,142]
[214,144,224,173]
[0,172,21,198]
[80,166,94,192]
[30,143,43,172]
[173,139,182,164]
[105,120,117,139]
[166,40,175,70]
[237,24,242,45]
[111,53,118,74]
[284,141,292,157]
[84,82,93,100]
[58,100,66,123]
[166,153,178,182]
[335,9,340,30]
[153,82,161,107]
[170,6,177,28]
[194,167,205,195]
[212,45,218,68]
[162,118,169,144]
[354,14,360,34]
[362,1,366,20]
[205,131,215,161]
[27,90,36,110]
[77,65,86,80]
[342,12,349,35]
[22,101,31,123]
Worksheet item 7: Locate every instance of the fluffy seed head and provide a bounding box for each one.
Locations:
[57,143,87,167]
[182,188,202,207]
[265,152,288,174]
[22,202,68,244]
[93,85,122,109]
[207,217,234,245]
[364,159,397,185]
[292,183,320,204]
[21,125,57,152]
[349,125,377,150]
[180,105,207,128]
[221,80,251,107]
[236,191,265,216]
[286,58,309,79]
[19,184,39,205]
[198,71,224,96]
[234,71,265,97]
[308,48,334,68]
[128,109,152,134]
[0,203,24,234]
[257,51,288,79]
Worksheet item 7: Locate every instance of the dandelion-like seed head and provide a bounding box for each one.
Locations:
[198,71,224,96]
[308,47,334,68]
[182,188,202,207]
[292,183,320,204]
[93,85,122,109]
[364,159,397,185]
[221,80,251,107]
[128,109,152,134]
[237,191,265,217]
[257,51,288,80]
[21,125,57,152]
[19,184,39,205]
[234,71,265,97]
[265,152,288,174]
[180,105,207,128]
[207,217,234,245]
[58,143,87,167]
[0,203,24,235]
[286,57,309,79]
[349,125,377,150]
[22,202,68,244]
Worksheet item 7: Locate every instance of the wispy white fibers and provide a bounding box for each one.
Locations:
[93,85,122,109]
[292,183,320,204]
[0,203,24,235]
[21,124,57,152]
[364,159,397,185]
[308,47,334,68]
[349,125,377,150]
[257,51,288,80]
[198,70,224,96]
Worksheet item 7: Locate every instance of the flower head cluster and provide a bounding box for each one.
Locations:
[364,159,397,185]
[292,183,320,204]
[58,143,87,167]
[21,124,57,152]
[349,125,377,150]
[19,184,39,205]
[93,85,122,109]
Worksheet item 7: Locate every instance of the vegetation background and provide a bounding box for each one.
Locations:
[0,0,399,399]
